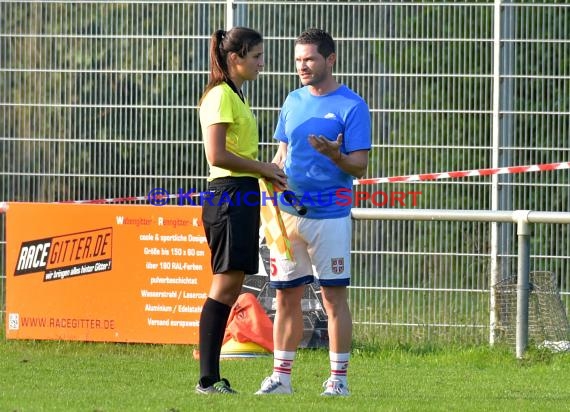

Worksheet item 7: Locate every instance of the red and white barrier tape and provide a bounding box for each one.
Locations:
[0,193,183,211]
[353,161,570,186]
[0,161,568,211]
[58,193,182,205]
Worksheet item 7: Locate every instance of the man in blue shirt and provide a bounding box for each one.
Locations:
[256,28,371,397]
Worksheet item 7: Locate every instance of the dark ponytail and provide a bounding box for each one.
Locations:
[199,27,263,105]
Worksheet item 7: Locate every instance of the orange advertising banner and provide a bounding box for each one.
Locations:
[5,202,212,344]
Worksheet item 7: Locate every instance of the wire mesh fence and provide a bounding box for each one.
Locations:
[1,1,569,346]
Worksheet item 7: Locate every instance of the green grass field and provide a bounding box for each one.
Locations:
[2,338,570,412]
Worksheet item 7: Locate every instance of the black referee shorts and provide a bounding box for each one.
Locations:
[201,176,260,275]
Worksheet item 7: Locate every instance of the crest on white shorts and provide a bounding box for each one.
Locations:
[331,258,344,274]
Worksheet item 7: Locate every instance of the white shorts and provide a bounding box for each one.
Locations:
[268,212,351,289]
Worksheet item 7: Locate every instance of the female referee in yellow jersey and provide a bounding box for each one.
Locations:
[195,27,287,395]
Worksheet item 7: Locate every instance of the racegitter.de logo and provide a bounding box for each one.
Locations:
[14,227,113,281]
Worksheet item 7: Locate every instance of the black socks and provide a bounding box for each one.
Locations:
[198,297,232,386]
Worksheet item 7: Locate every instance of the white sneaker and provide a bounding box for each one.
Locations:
[255,376,293,395]
[321,378,350,396]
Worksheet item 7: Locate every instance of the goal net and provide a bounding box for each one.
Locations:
[494,271,570,351]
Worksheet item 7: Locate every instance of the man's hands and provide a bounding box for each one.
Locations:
[308,132,369,177]
[308,132,343,162]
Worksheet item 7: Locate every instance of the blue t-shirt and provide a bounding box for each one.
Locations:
[274,85,371,219]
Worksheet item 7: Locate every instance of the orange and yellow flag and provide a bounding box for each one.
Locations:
[259,179,294,262]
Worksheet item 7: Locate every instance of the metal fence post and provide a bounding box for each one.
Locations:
[514,210,531,358]
[226,0,235,30]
